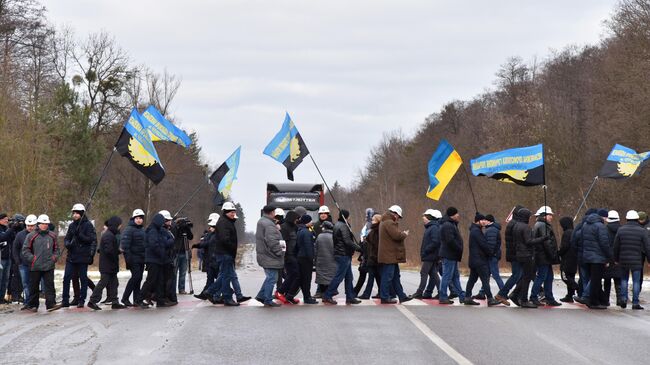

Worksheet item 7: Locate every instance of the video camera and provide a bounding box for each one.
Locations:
[176,217,194,229]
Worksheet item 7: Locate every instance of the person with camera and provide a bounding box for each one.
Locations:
[0,213,21,303]
[62,204,97,308]
[120,209,146,306]
[171,216,194,295]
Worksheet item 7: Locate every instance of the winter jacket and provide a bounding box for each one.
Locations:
[333,220,361,257]
[420,220,441,262]
[365,223,380,266]
[255,215,285,269]
[504,205,524,262]
[145,214,174,265]
[121,219,146,265]
[296,224,315,258]
[439,216,463,262]
[22,228,60,271]
[171,221,194,253]
[98,217,121,274]
[485,222,502,260]
[468,223,491,269]
[605,221,622,278]
[313,216,333,237]
[613,222,650,270]
[280,211,299,263]
[64,216,97,264]
[378,213,407,264]
[12,229,30,266]
[196,231,218,269]
[532,218,559,265]
[558,217,577,273]
[216,216,238,257]
[513,209,546,262]
[581,214,611,264]
[0,224,15,260]
[315,228,336,284]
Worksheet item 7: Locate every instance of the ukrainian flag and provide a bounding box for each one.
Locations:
[427,140,463,200]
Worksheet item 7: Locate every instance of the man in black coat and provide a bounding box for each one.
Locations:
[276,210,301,304]
[139,212,174,308]
[62,204,97,308]
[464,213,500,306]
[120,209,147,306]
[88,217,126,310]
[529,207,561,307]
[0,213,18,304]
[511,208,548,308]
[558,217,578,303]
[613,210,650,309]
[438,207,466,305]
[495,206,524,305]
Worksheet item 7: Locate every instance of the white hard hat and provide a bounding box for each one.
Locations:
[389,205,403,218]
[207,218,218,227]
[274,208,285,217]
[37,214,50,224]
[222,202,236,211]
[318,206,330,214]
[626,210,640,220]
[535,206,554,216]
[423,209,442,219]
[208,213,220,221]
[25,214,38,225]
[71,203,85,212]
[159,210,173,220]
[607,210,620,223]
[132,209,145,218]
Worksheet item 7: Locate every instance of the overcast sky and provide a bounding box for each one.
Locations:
[47,0,617,220]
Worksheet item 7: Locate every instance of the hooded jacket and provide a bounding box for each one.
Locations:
[255,215,284,269]
[215,215,238,257]
[504,205,524,262]
[99,216,122,274]
[532,217,559,265]
[439,216,463,261]
[22,228,60,271]
[513,208,546,261]
[468,223,491,268]
[145,214,174,265]
[485,222,502,260]
[613,221,650,270]
[296,224,315,258]
[581,214,611,264]
[280,211,299,263]
[12,229,31,266]
[558,217,577,273]
[420,220,441,262]
[121,218,146,265]
[64,215,97,264]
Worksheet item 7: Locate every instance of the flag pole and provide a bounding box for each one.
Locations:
[573,176,599,221]
[461,163,479,212]
[308,154,359,244]
[172,174,211,218]
[85,146,117,212]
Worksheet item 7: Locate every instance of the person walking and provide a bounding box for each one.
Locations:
[558,217,579,303]
[314,221,337,297]
[412,209,442,299]
[377,206,412,305]
[529,206,562,307]
[495,206,524,306]
[255,206,285,307]
[604,210,623,306]
[296,214,318,304]
[512,208,548,308]
[613,210,650,310]
[581,209,612,309]
[464,213,500,306]
[438,207,465,305]
[120,209,146,307]
[88,216,126,310]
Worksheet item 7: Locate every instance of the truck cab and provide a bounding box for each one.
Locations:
[266,182,324,219]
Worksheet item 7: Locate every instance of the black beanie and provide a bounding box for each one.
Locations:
[485,214,495,223]
[474,212,486,222]
[263,205,276,214]
[446,207,458,217]
[300,214,313,224]
[339,209,350,221]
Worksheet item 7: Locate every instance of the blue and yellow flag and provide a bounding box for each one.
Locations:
[263,113,310,181]
[427,140,463,200]
[598,144,650,179]
[210,146,241,206]
[141,106,192,148]
[115,109,165,184]
[471,144,545,186]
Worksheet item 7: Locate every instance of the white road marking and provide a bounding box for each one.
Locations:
[395,305,474,365]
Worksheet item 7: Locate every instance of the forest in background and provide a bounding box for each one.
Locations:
[330,0,650,266]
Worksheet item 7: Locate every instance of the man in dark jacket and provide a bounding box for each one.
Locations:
[171,215,194,295]
[62,204,97,308]
[464,213,500,306]
[377,205,412,304]
[496,206,524,305]
[208,203,242,306]
[13,215,36,306]
[88,216,126,310]
[21,214,62,312]
[571,208,597,304]
[276,210,301,304]
[120,209,146,306]
[604,210,622,306]
[359,214,382,299]
[312,205,333,298]
[296,215,318,304]
[581,210,611,309]
[0,213,17,304]
[529,207,561,306]
[255,205,285,307]
[558,217,578,303]
[476,214,504,301]
[413,209,442,299]
[613,210,650,310]
[194,216,219,300]
[512,208,548,308]
[323,210,362,305]
[139,212,174,308]
[438,207,466,304]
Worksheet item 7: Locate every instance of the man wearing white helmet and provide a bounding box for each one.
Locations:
[120,209,147,306]
[193,215,219,300]
[21,214,62,312]
[139,211,174,308]
[604,210,623,307]
[412,209,442,300]
[12,214,37,306]
[613,210,650,310]
[377,205,412,304]
[529,206,561,306]
[62,203,97,308]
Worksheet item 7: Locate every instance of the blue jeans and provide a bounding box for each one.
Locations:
[0,258,11,299]
[380,264,407,301]
[497,261,522,297]
[324,256,355,300]
[579,263,591,299]
[479,257,504,295]
[530,264,555,301]
[19,264,30,305]
[361,265,379,297]
[62,262,88,304]
[174,252,188,292]
[212,255,236,299]
[620,269,642,305]
[257,268,279,304]
[439,258,465,301]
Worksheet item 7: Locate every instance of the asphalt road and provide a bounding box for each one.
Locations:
[1,260,649,365]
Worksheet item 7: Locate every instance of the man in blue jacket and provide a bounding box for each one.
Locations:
[139,212,174,308]
[412,209,442,299]
[438,207,466,305]
[62,204,97,308]
[296,214,318,304]
[582,209,612,309]
[464,213,500,306]
[475,214,504,301]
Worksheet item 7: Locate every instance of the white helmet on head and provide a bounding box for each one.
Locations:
[274,208,285,217]
[207,217,218,227]
[318,206,330,214]
[71,203,85,212]
[159,210,173,220]
[389,205,403,218]
[607,210,620,223]
[222,202,236,211]
[535,206,554,216]
[626,210,640,220]
[208,213,220,222]
[37,214,50,224]
[423,209,442,219]
[132,209,145,218]
[25,214,38,225]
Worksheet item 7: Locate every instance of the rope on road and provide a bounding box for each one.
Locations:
[395,305,473,365]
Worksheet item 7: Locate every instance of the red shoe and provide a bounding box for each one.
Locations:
[274,291,288,304]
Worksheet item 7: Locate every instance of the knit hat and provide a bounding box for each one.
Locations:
[585,208,597,216]
[474,212,486,222]
[597,209,608,218]
[339,209,350,221]
[300,214,313,225]
[485,214,495,223]
[322,221,334,230]
[446,207,459,217]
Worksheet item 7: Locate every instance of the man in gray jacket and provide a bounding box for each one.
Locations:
[255,205,285,307]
